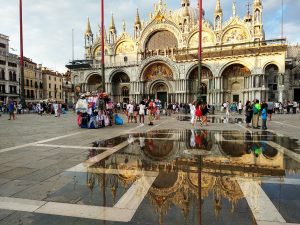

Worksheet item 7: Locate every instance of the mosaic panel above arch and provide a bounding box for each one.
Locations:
[189,66,213,79]
[221,64,251,77]
[115,40,135,54]
[189,31,215,48]
[222,27,249,44]
[93,46,109,59]
[143,63,173,81]
[146,30,178,51]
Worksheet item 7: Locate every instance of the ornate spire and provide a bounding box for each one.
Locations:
[232,0,237,17]
[109,13,115,30]
[181,0,190,7]
[215,0,222,14]
[85,17,93,36]
[254,0,262,7]
[135,8,141,25]
[183,1,190,17]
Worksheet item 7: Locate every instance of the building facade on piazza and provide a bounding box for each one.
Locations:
[42,68,64,102]
[68,0,287,107]
[24,58,43,102]
[0,34,20,104]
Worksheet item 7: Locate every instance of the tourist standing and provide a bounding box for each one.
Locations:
[245,101,253,128]
[238,101,243,115]
[202,103,209,126]
[261,103,268,130]
[8,100,14,120]
[148,100,156,126]
[139,101,145,124]
[252,100,261,129]
[293,101,298,114]
[53,101,58,117]
[195,103,203,126]
[267,101,274,121]
[190,102,196,126]
[126,101,134,123]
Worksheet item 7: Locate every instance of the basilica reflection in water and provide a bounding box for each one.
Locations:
[85,130,299,225]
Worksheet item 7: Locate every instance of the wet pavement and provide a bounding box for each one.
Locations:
[177,115,245,124]
[0,113,300,225]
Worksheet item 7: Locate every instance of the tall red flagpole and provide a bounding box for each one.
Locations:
[197,0,203,104]
[19,0,25,106]
[101,0,105,92]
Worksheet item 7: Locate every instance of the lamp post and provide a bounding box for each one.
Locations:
[19,0,25,107]
[197,0,203,104]
[101,0,105,92]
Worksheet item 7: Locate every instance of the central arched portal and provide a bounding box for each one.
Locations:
[142,62,174,108]
[187,66,213,103]
[150,81,169,108]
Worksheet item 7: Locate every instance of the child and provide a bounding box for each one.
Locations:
[261,103,268,130]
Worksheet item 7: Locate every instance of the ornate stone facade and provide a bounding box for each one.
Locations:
[68,0,287,106]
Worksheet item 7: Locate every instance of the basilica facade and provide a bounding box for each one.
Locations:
[68,0,287,107]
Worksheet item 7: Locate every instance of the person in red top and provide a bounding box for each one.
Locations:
[195,103,203,126]
[148,100,156,126]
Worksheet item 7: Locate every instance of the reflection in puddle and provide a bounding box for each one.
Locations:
[57,129,300,224]
[177,116,245,124]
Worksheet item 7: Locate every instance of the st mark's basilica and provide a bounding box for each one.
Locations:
[67,0,287,107]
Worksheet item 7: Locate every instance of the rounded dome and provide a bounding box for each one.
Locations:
[172,6,204,25]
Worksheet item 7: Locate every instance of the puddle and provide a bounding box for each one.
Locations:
[177,116,244,124]
[50,129,300,224]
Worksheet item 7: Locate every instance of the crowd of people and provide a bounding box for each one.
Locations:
[222,100,299,116]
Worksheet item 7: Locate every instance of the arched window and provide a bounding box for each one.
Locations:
[146,30,178,51]
[13,72,16,81]
[1,69,4,80]
[9,71,12,81]
[122,86,129,97]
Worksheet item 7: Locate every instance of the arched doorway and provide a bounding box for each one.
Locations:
[111,72,130,103]
[87,74,102,92]
[142,62,173,107]
[187,66,213,103]
[221,64,251,103]
[150,81,169,108]
[265,64,279,101]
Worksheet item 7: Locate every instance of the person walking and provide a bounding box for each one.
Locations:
[245,101,253,128]
[252,100,261,129]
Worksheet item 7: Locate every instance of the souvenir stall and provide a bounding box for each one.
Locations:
[75,91,123,129]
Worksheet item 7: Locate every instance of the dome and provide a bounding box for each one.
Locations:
[172,6,204,25]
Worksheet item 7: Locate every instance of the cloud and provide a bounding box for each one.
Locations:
[0,0,299,72]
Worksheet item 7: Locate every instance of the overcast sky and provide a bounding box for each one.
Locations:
[0,0,299,72]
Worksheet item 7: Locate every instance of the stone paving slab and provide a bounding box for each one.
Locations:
[0,180,39,197]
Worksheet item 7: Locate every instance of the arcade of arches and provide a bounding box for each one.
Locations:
[111,72,130,103]
[108,62,282,106]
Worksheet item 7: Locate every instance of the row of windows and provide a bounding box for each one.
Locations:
[48,83,62,90]
[25,79,43,89]
[48,76,62,82]
[48,91,62,99]
[0,85,17,94]
[0,69,17,81]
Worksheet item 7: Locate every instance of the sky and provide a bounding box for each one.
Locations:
[0,0,299,73]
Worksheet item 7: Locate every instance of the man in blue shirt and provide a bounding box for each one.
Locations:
[8,100,15,120]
